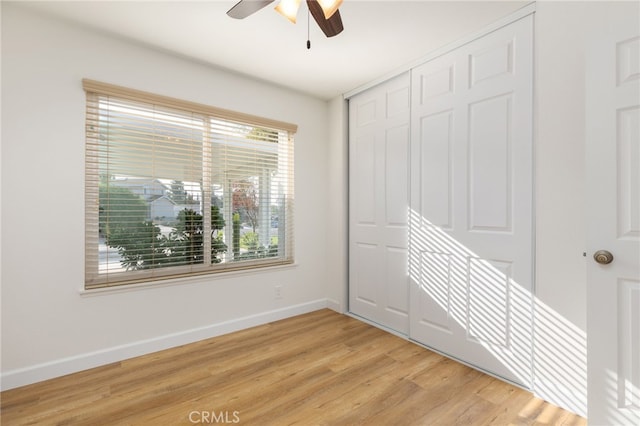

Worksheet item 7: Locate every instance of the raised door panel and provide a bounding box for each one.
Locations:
[353,135,376,225]
[385,246,409,318]
[419,111,453,229]
[417,250,453,333]
[385,125,410,227]
[469,38,514,88]
[618,280,640,411]
[467,258,511,348]
[352,243,380,307]
[617,106,640,240]
[468,94,513,232]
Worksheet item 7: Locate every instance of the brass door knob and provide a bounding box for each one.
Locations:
[593,250,614,265]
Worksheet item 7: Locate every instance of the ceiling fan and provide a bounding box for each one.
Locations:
[227,0,344,39]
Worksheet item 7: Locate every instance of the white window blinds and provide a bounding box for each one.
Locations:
[84,80,296,288]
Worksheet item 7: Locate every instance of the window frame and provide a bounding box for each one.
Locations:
[83,79,296,289]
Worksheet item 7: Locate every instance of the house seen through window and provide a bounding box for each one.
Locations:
[84,80,295,288]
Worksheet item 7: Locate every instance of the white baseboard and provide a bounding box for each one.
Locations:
[326,298,343,313]
[0,299,328,391]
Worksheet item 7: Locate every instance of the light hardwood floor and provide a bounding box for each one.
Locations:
[1,309,586,425]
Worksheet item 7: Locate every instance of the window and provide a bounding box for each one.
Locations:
[84,80,296,289]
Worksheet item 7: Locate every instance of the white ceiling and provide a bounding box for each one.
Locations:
[16,0,529,100]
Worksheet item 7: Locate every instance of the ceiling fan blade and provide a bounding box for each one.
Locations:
[307,0,344,37]
[227,0,275,19]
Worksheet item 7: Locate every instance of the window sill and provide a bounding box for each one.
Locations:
[79,262,299,297]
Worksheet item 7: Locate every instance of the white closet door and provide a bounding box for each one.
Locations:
[349,72,410,335]
[409,15,534,387]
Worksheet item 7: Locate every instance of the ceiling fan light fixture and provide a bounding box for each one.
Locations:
[275,0,302,23]
[316,0,342,19]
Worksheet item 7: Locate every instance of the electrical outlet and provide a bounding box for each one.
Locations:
[275,285,283,299]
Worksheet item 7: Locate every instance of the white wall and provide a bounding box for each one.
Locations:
[325,96,348,313]
[532,1,638,417]
[532,0,590,415]
[1,3,330,389]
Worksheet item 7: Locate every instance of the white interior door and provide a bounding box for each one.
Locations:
[586,8,640,424]
[409,15,534,387]
[349,73,410,334]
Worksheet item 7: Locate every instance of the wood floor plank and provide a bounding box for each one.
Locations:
[1,309,586,425]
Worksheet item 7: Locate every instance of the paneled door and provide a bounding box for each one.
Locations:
[349,72,410,335]
[409,15,534,387]
[586,4,640,423]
